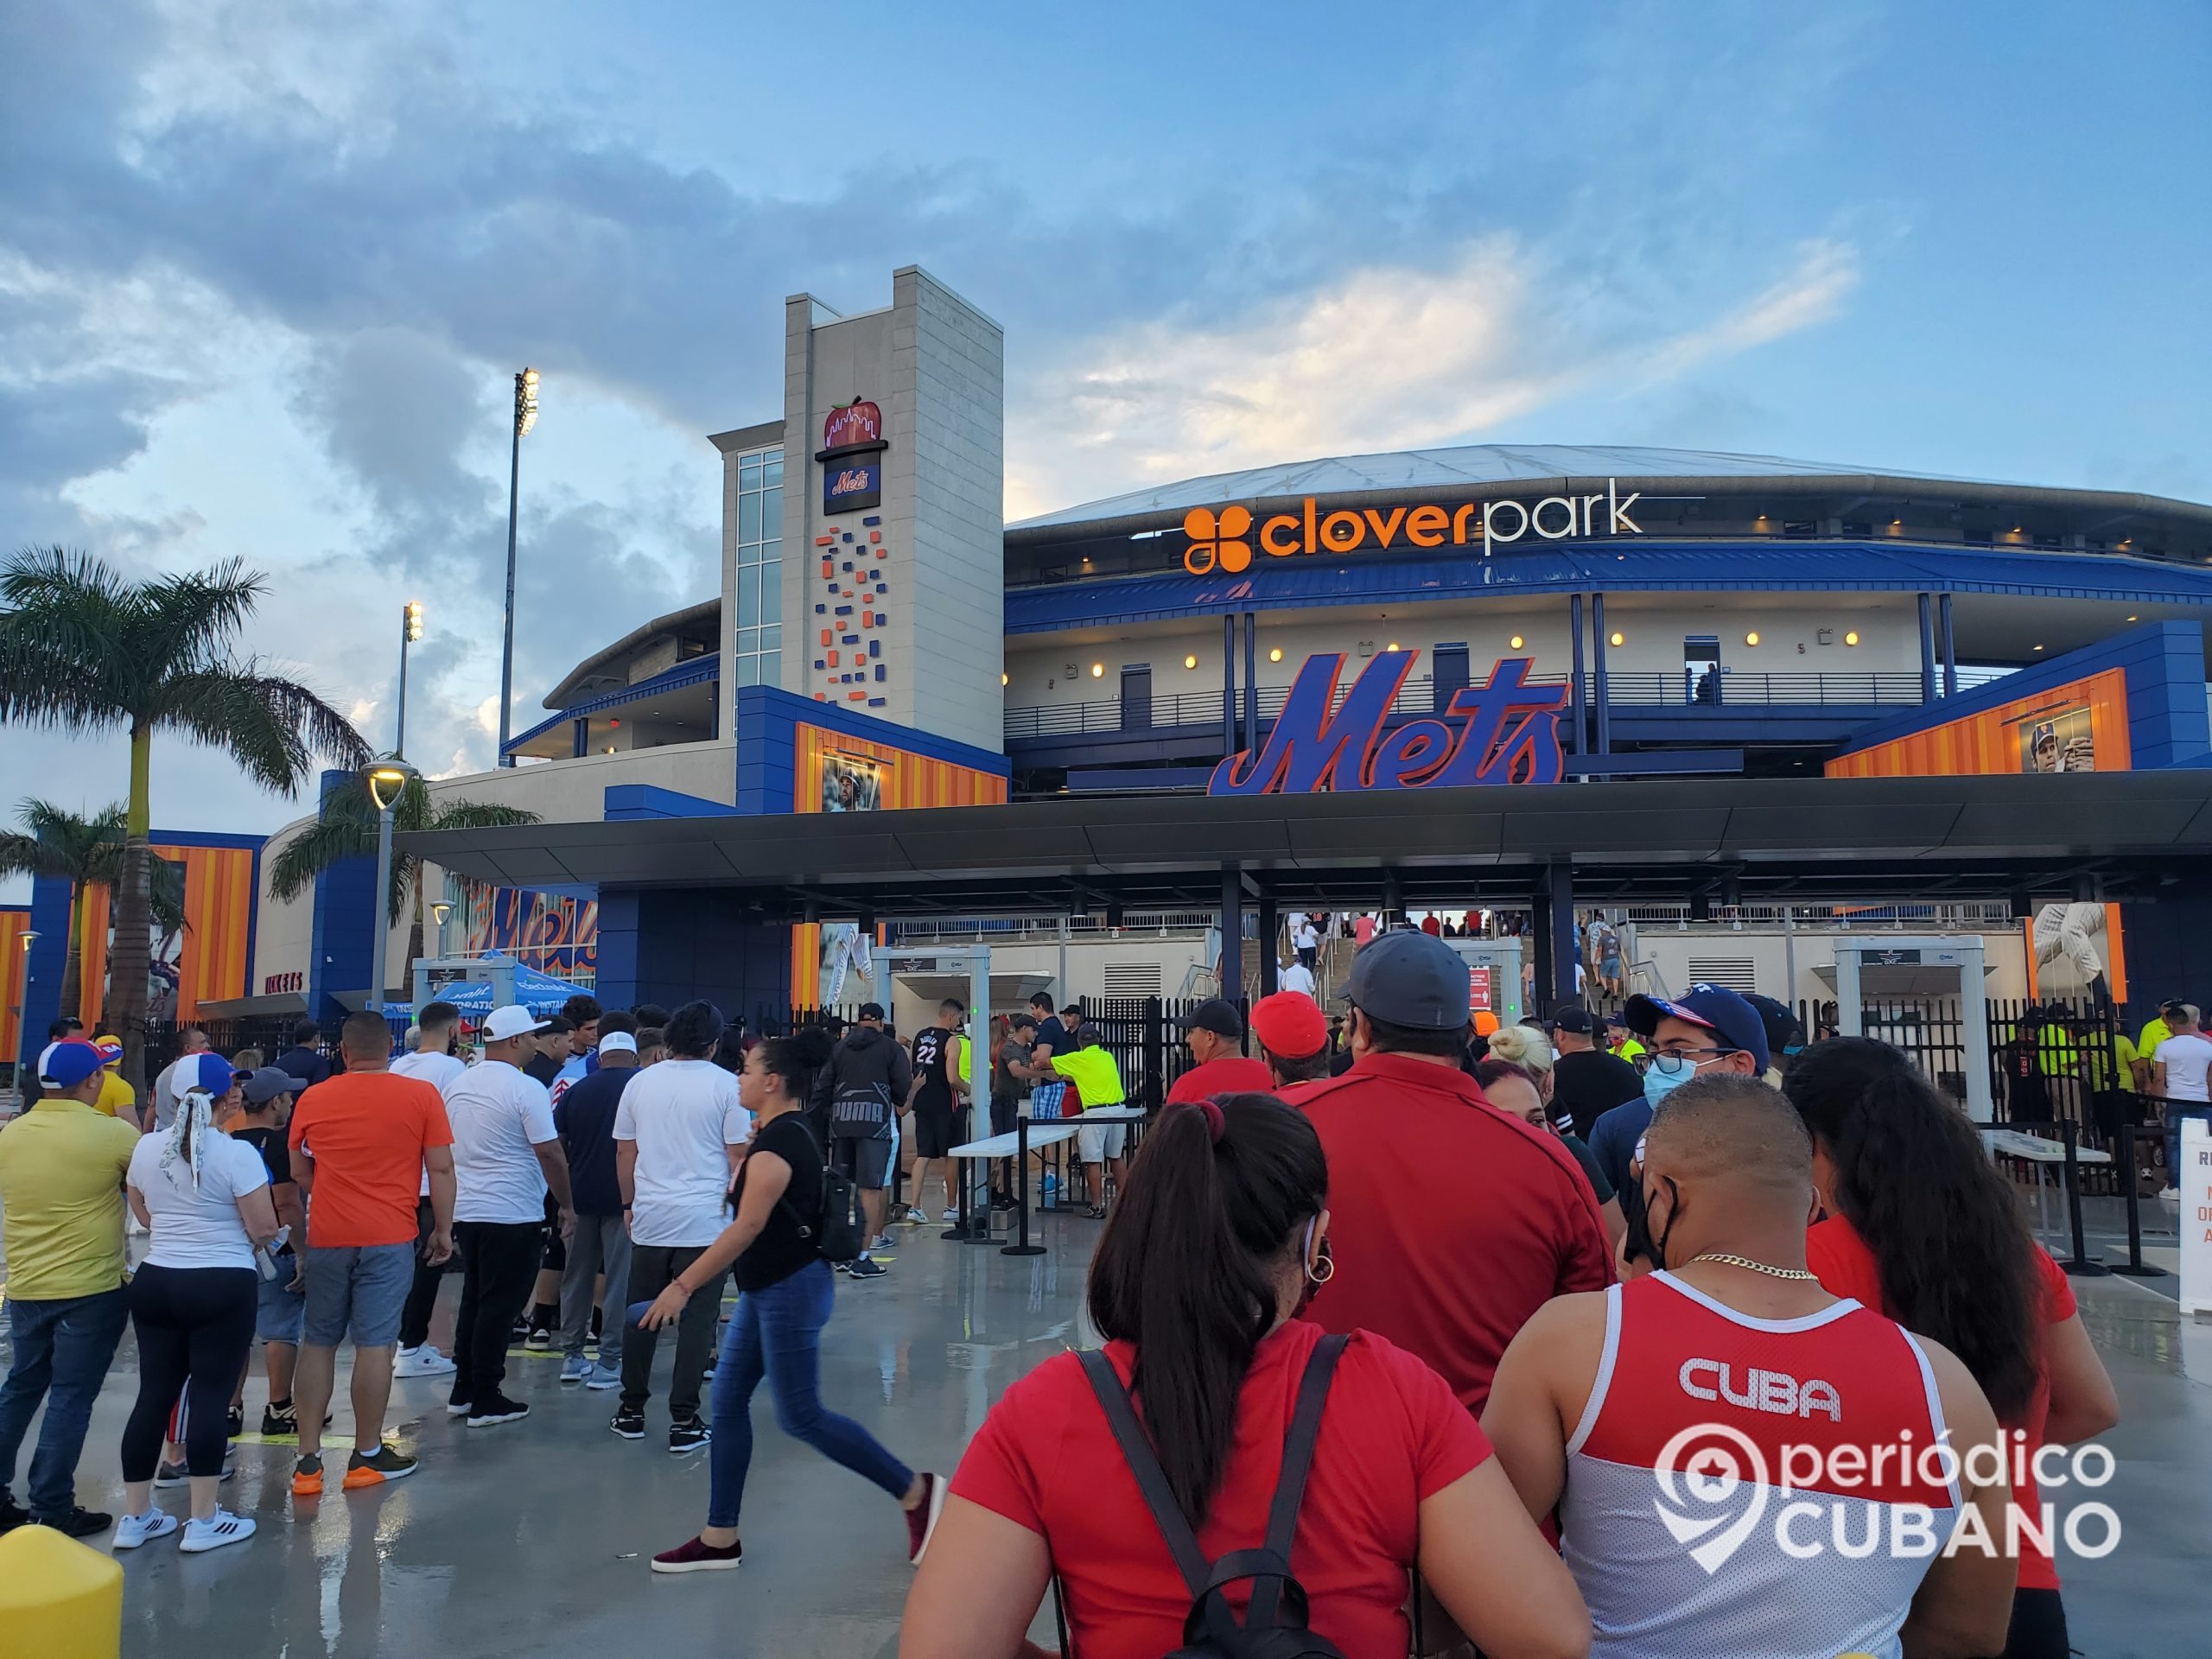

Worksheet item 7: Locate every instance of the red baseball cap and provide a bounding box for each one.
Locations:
[1250,991,1326,1060]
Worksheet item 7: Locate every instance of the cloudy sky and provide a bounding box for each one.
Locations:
[3,0,2208,883]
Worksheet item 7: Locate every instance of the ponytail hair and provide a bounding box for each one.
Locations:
[1087,1092,1328,1527]
[757,1027,833,1102]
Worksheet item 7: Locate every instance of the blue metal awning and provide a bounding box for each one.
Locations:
[503,657,719,755]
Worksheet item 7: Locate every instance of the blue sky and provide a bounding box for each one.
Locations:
[1,0,2207,874]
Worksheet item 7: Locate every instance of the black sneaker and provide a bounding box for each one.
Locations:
[610,1407,646,1440]
[523,1325,555,1351]
[846,1256,887,1279]
[40,1506,112,1539]
[262,1402,299,1437]
[226,1402,245,1439]
[0,1494,28,1534]
[467,1395,530,1427]
[667,1417,710,1454]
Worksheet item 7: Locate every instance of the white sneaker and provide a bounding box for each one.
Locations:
[112,1509,178,1550]
[941,1208,958,1223]
[394,1346,458,1378]
[180,1509,256,1554]
[903,1206,927,1224]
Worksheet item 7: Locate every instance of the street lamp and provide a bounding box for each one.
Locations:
[12,930,36,1091]
[365,758,420,1012]
[396,600,423,753]
[498,367,542,769]
[431,899,453,959]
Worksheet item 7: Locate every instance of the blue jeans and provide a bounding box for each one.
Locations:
[707,1260,912,1530]
[2165,1103,2212,1189]
[0,1287,130,1518]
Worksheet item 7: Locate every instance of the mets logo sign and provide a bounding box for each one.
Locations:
[1209,650,1569,795]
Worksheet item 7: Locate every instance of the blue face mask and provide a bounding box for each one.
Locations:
[1643,1060,1695,1108]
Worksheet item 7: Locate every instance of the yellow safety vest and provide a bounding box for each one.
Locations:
[1051,1046,1125,1108]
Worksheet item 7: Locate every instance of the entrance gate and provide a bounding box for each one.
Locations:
[1832,937,1993,1121]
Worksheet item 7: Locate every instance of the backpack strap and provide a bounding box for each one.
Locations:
[1077,1350,1210,1597]
[1246,1332,1348,1625]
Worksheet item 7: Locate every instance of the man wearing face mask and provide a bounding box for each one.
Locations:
[1482,1071,2018,1659]
[1586,984,1767,1207]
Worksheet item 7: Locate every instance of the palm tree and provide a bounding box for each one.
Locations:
[268,775,539,997]
[0,799,188,1018]
[0,548,370,1090]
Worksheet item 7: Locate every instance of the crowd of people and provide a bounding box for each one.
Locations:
[0,928,2134,1657]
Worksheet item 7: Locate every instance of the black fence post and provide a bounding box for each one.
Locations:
[1142,995,1165,1111]
[2110,1126,2164,1277]
[2058,1116,2110,1277]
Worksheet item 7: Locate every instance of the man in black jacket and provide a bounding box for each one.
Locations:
[810,1004,910,1278]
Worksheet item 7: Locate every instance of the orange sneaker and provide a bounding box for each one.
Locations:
[341,1446,418,1489]
[290,1454,323,1497]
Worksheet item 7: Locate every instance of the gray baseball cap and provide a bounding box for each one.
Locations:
[241,1066,298,1106]
[1344,930,1471,1031]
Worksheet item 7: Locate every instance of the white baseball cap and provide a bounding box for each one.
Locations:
[483,1005,550,1041]
[598,1031,638,1056]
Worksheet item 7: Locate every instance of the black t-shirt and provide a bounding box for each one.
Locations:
[734,1113,826,1292]
[1551,1049,1645,1136]
[235,1125,295,1250]
[524,1052,561,1087]
[1557,1131,1614,1205]
[912,1027,954,1109]
[554,1067,633,1217]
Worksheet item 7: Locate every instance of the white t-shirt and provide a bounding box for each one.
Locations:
[151,1056,190,1132]
[613,1059,753,1248]
[1279,961,1317,997]
[1293,921,1318,951]
[2154,1033,2212,1103]
[392,1049,472,1196]
[444,1059,560,1224]
[128,1130,269,1271]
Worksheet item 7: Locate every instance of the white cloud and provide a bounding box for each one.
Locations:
[1005,238,1860,517]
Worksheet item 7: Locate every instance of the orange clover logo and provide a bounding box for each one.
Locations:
[1182,505,1253,575]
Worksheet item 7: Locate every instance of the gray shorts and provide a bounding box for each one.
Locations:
[257,1255,305,1344]
[834,1133,893,1191]
[302,1242,414,1348]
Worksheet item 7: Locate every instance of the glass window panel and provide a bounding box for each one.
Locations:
[741,455,763,485]
[737,540,760,566]
[761,624,781,652]
[762,486,781,539]
[732,657,758,688]
[761,538,779,565]
[738,493,761,544]
[760,651,779,687]
[760,561,779,618]
[735,626,758,653]
[736,568,760,627]
[766,454,784,486]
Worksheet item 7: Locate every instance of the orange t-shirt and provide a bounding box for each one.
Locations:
[289,1071,453,1249]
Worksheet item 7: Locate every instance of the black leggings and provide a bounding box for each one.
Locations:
[123,1263,257,1481]
[2003,1587,2069,1659]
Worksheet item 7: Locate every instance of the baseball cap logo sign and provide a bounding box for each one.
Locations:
[1182,505,1254,575]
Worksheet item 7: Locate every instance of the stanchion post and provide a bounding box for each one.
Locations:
[1003,1113,1045,1257]
[2059,1116,2110,1277]
[2112,1124,2164,1277]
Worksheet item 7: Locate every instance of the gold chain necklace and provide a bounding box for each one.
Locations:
[1686,1251,1819,1282]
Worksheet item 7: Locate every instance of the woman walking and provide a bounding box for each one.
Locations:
[113,1053,281,1553]
[644,1030,944,1573]
[1785,1038,2120,1659]
[902,1094,1589,1659]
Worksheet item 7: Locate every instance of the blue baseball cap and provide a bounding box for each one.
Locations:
[180,1052,237,1099]
[1624,984,1770,1071]
[38,1039,107,1090]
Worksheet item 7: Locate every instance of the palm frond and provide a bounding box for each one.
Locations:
[431,800,541,830]
[267,813,378,901]
[137,559,269,677]
[157,664,372,792]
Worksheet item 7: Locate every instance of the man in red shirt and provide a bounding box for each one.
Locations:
[1294,930,1611,1411]
[1163,999,1272,1103]
[1251,990,1331,1090]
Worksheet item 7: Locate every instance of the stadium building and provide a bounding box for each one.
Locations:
[17,266,2212,1070]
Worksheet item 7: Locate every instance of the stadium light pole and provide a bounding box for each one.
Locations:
[498,367,541,768]
[365,758,421,1012]
[396,600,423,754]
[12,930,37,1089]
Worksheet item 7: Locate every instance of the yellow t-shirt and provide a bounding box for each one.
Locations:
[2138,1019,2174,1059]
[1612,1036,1648,1064]
[0,1100,141,1299]
[93,1069,137,1122]
[1051,1047,1126,1108]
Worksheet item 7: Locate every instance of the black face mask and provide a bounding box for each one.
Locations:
[1643,1174,1683,1272]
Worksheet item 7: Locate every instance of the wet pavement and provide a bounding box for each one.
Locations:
[7,1211,2211,1658]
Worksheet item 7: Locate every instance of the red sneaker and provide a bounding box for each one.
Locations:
[650,1535,744,1573]
[906,1471,946,1566]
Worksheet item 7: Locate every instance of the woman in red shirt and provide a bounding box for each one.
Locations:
[901,1094,1588,1659]
[1784,1039,2120,1659]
